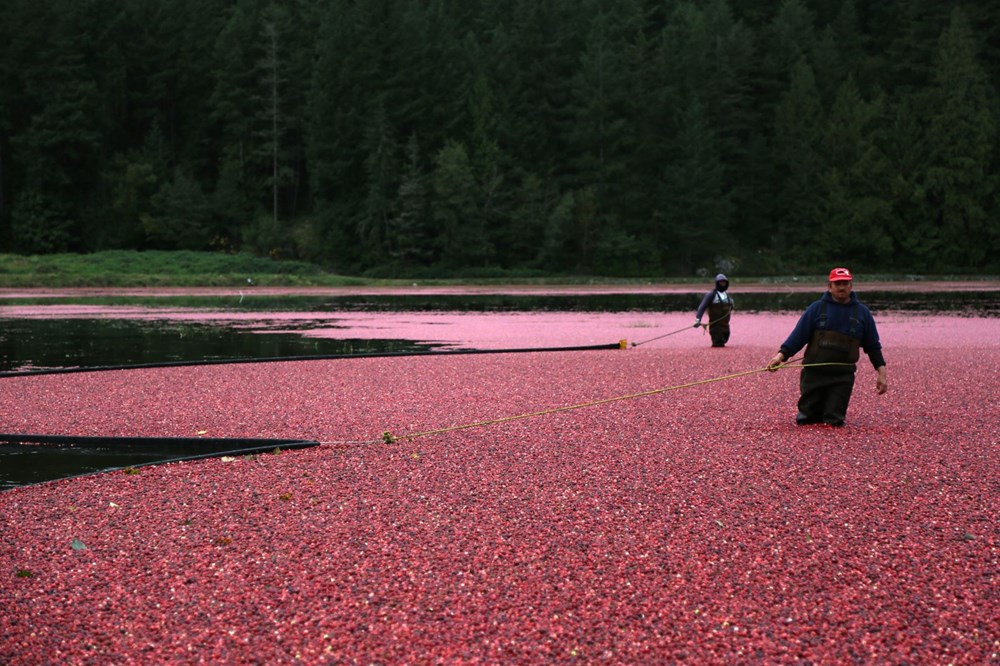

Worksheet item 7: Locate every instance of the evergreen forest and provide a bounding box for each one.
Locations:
[1,0,998,277]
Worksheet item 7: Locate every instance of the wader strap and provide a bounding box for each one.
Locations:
[807,300,861,365]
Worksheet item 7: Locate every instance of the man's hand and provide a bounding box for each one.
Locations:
[767,353,785,372]
[693,321,702,328]
[875,367,888,394]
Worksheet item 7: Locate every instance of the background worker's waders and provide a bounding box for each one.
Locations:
[707,301,732,347]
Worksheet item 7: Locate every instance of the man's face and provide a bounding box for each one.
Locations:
[828,280,853,303]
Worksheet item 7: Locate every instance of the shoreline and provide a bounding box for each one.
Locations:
[1,279,999,299]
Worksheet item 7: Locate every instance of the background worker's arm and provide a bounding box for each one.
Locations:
[694,291,713,326]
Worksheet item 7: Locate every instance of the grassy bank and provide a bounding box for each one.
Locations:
[0,251,367,288]
[0,250,995,288]
[0,251,705,288]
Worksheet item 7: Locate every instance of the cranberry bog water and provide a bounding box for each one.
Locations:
[0,285,997,663]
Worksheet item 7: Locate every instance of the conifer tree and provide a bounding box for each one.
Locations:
[431,140,493,269]
[10,17,102,252]
[817,77,893,266]
[658,98,731,273]
[388,133,432,269]
[922,8,997,268]
[772,58,826,261]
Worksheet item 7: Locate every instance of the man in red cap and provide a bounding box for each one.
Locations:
[767,267,888,426]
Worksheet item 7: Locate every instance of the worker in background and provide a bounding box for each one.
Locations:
[694,273,734,347]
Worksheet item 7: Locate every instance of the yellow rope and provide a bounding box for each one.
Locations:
[321,360,851,446]
[631,306,734,347]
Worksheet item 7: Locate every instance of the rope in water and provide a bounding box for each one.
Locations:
[0,342,624,379]
[320,360,849,447]
[630,306,735,347]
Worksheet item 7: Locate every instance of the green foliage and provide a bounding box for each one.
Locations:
[387,134,432,267]
[773,58,826,256]
[1,0,999,275]
[658,98,733,272]
[10,190,74,253]
[432,140,493,268]
[922,8,998,267]
[144,172,213,250]
[241,212,286,259]
[817,78,894,267]
[0,250,335,287]
[107,158,158,248]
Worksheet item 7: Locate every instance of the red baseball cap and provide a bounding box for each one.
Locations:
[828,267,853,282]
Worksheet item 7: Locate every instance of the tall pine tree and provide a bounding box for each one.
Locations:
[922,7,997,268]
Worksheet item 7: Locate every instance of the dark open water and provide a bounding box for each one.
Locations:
[2,290,997,373]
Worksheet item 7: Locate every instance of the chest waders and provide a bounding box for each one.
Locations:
[796,301,860,426]
[707,294,733,347]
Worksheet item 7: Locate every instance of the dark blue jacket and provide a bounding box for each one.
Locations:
[780,291,886,369]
